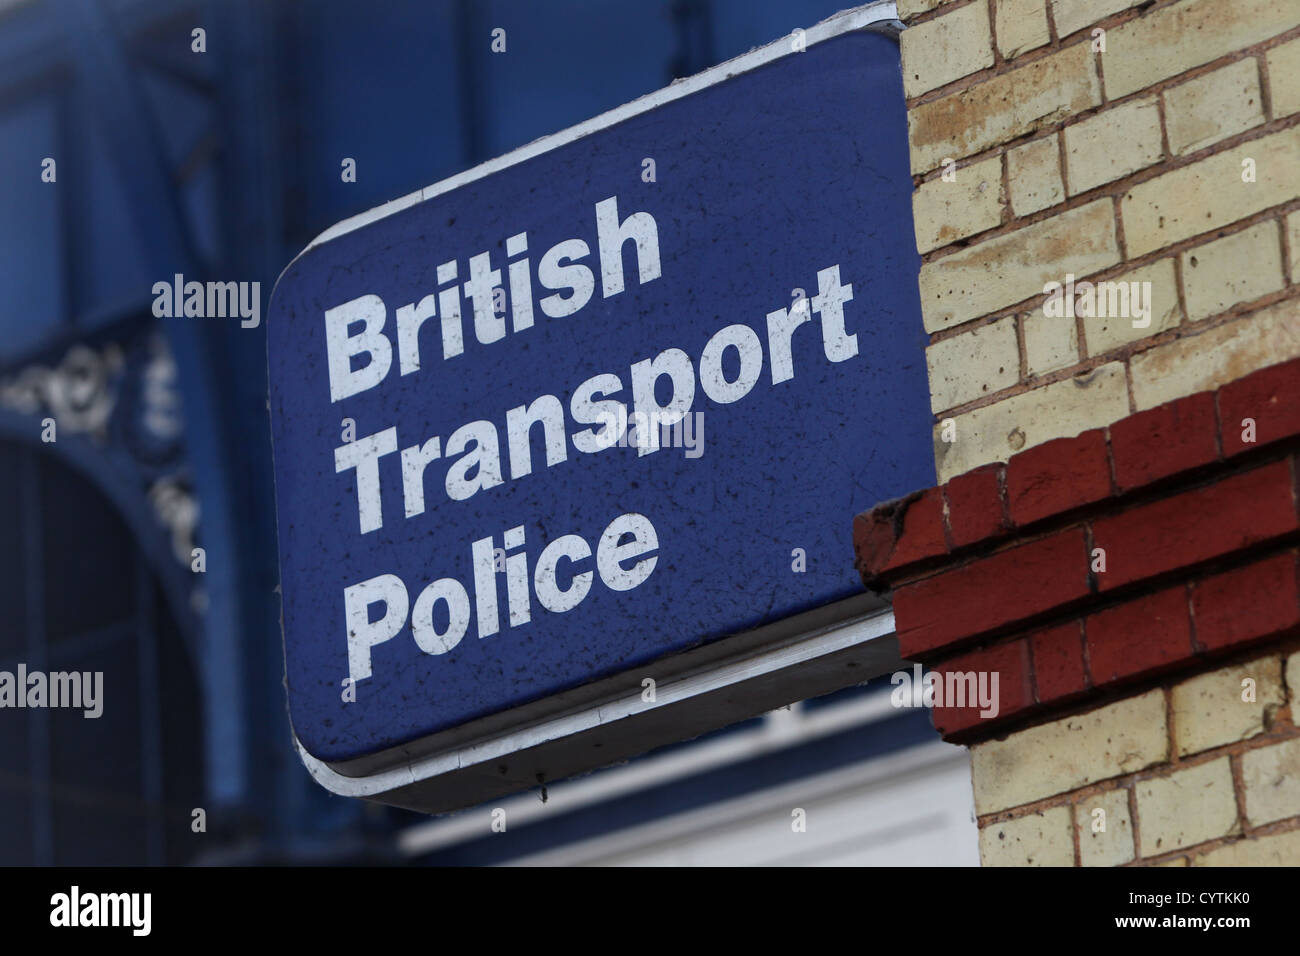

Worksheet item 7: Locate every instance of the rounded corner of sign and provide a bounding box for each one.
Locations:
[866,18,904,38]
[284,694,403,797]
[292,746,354,796]
[265,248,329,368]
[841,18,904,46]
[283,690,339,766]
[266,244,315,315]
[289,725,372,796]
[299,188,428,259]
[285,711,326,764]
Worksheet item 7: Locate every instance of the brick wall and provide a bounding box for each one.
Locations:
[880,0,1300,865]
[897,0,1300,483]
[857,360,1300,864]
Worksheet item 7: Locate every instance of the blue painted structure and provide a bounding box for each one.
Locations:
[270,27,932,765]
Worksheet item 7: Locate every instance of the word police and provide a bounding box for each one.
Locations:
[345,510,658,683]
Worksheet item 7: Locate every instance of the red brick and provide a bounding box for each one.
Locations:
[891,487,949,567]
[1219,359,1300,457]
[895,527,1091,657]
[1109,392,1218,492]
[1006,429,1112,526]
[855,511,897,581]
[1192,550,1300,652]
[930,639,1033,737]
[944,462,1007,548]
[1091,461,1298,591]
[1086,585,1193,685]
[854,487,948,580]
[1030,620,1088,704]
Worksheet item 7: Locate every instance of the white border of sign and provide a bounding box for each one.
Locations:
[284,1,906,812]
[300,606,899,801]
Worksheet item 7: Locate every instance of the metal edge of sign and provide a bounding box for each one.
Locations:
[326,587,892,779]
[295,603,900,801]
[271,1,907,803]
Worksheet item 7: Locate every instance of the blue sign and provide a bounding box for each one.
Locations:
[269,25,933,770]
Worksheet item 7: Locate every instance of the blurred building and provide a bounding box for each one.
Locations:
[0,0,976,865]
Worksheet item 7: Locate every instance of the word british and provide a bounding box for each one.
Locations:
[325,195,660,402]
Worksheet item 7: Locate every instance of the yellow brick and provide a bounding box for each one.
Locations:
[1050,0,1143,38]
[1075,788,1134,867]
[1105,0,1300,101]
[912,155,1004,253]
[1120,125,1300,257]
[1171,656,1283,757]
[1268,36,1300,117]
[1023,308,1078,375]
[1007,135,1064,216]
[902,2,995,98]
[1286,649,1300,708]
[918,199,1120,332]
[1165,59,1265,156]
[934,361,1129,480]
[979,807,1075,866]
[970,688,1166,814]
[909,42,1101,173]
[1242,737,1300,826]
[1135,758,1240,855]
[1194,829,1300,865]
[898,0,957,19]
[1181,220,1285,322]
[1064,98,1163,195]
[1288,211,1300,281]
[1129,296,1300,410]
[995,0,1050,58]
[926,317,1020,412]
[1082,257,1182,356]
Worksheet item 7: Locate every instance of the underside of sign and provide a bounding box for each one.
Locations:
[300,600,901,813]
[267,1,931,814]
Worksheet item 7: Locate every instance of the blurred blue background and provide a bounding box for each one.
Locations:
[0,0,977,866]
